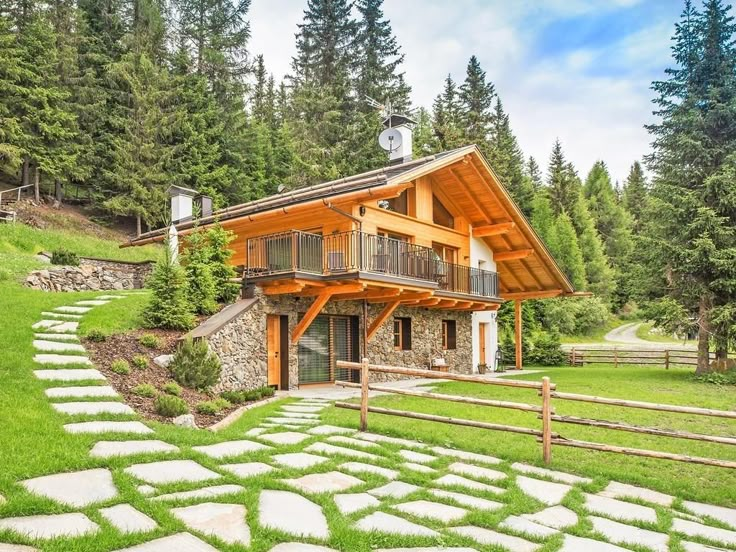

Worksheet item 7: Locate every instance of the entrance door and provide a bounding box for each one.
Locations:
[267,315,281,387]
[479,322,488,365]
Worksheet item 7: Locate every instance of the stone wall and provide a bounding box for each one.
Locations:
[25,257,154,292]
[203,287,473,391]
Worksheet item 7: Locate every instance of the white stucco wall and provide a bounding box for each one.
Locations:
[470,233,499,372]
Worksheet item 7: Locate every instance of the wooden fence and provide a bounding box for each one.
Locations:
[335,359,736,469]
[567,347,731,369]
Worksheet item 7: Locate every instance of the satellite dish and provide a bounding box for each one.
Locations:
[379,128,402,152]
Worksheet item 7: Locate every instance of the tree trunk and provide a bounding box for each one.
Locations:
[695,296,712,374]
[54,179,64,208]
[136,214,142,237]
[34,165,40,203]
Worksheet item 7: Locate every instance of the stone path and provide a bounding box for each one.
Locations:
[2,296,736,551]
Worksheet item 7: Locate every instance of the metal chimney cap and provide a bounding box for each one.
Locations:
[382,113,416,128]
[167,185,198,198]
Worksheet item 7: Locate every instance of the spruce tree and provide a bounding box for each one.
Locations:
[622,161,648,231]
[144,241,195,331]
[0,16,24,174]
[548,212,586,290]
[546,139,580,216]
[458,55,494,149]
[525,156,543,191]
[432,75,463,150]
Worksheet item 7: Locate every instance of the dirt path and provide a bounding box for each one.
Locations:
[562,322,696,351]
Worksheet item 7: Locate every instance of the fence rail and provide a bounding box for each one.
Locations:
[567,347,733,369]
[335,359,736,470]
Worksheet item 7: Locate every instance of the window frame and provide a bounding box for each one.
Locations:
[442,319,457,350]
[393,317,412,351]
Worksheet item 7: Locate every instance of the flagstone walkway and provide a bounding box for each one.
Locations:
[0,296,735,551]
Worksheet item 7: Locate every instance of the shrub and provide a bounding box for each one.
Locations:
[206,224,240,304]
[50,248,79,266]
[259,386,275,398]
[220,390,246,404]
[163,382,182,396]
[196,398,231,415]
[138,334,162,349]
[527,331,566,366]
[169,337,221,390]
[542,297,610,335]
[155,395,189,417]
[86,329,107,342]
[110,359,130,375]
[131,355,149,370]
[132,383,157,398]
[143,245,195,331]
[692,369,736,386]
[181,228,218,315]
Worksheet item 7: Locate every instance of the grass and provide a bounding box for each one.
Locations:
[635,322,698,346]
[325,365,736,508]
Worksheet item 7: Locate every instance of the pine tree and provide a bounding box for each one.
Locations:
[525,156,543,191]
[181,226,218,315]
[530,193,556,245]
[143,241,196,330]
[458,55,494,149]
[548,212,586,290]
[0,16,25,174]
[546,140,580,216]
[622,161,648,231]
[572,195,617,299]
[432,74,463,150]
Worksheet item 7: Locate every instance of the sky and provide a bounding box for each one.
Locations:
[248,0,686,184]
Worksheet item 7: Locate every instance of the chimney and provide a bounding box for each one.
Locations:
[195,195,213,218]
[168,185,197,223]
[382,113,416,164]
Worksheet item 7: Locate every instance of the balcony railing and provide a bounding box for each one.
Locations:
[246,230,500,299]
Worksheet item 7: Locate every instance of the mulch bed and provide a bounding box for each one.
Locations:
[84,329,245,427]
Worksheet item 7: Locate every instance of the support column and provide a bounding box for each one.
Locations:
[515,299,522,370]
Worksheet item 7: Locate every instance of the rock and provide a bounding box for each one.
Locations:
[170,503,250,546]
[99,504,158,534]
[153,354,174,369]
[259,490,329,540]
[173,414,198,429]
[21,468,118,507]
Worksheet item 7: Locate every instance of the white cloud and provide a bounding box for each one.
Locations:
[248,0,677,182]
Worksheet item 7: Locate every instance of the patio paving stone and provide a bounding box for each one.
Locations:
[46,386,117,398]
[599,481,675,507]
[220,462,275,478]
[54,306,91,314]
[448,462,506,482]
[34,333,79,341]
[394,500,468,522]
[171,503,250,546]
[334,493,380,515]
[33,321,78,332]
[307,425,356,436]
[431,447,502,465]
[124,460,220,485]
[398,450,437,464]
[305,442,380,460]
[137,485,156,496]
[435,474,504,494]
[35,369,105,381]
[41,312,82,319]
[326,436,381,449]
[34,354,92,366]
[516,476,572,506]
[340,462,398,479]
[510,463,592,485]
[33,340,85,353]
[672,518,736,546]
[259,432,310,446]
[151,485,245,503]
[499,515,560,538]
[245,427,268,436]
[559,535,629,551]
[682,501,736,529]
[65,421,153,434]
[354,432,427,448]
[428,489,504,511]
[403,462,436,474]
[110,532,218,551]
[521,505,578,529]
[52,402,134,416]
[21,468,117,507]
[449,526,539,551]
[356,512,439,537]
[583,493,658,524]
[90,440,179,458]
[99,504,157,534]
[0,544,38,551]
[192,439,271,459]
[268,544,337,552]
[266,417,318,425]
[75,300,109,306]
[282,405,326,413]
[367,481,420,499]
[0,513,99,540]
[589,515,668,552]
[681,541,731,551]
[278,411,320,419]
[259,490,329,539]
[272,452,329,470]
[283,471,363,494]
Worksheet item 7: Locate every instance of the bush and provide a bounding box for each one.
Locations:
[693,369,736,386]
[131,355,149,370]
[195,398,231,415]
[220,390,246,404]
[169,337,221,391]
[542,297,610,335]
[163,382,182,396]
[110,359,130,375]
[155,395,189,417]
[181,228,218,315]
[206,224,240,304]
[132,383,157,398]
[143,245,195,331]
[138,334,162,349]
[527,331,566,366]
[50,248,80,266]
[259,386,275,398]
[86,329,107,342]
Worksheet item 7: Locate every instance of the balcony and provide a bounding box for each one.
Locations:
[245,230,500,299]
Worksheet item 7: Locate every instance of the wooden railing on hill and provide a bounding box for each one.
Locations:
[0,184,33,222]
[335,359,736,469]
[567,347,733,369]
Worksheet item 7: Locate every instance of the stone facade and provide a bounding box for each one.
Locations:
[25,257,154,292]
[204,287,472,392]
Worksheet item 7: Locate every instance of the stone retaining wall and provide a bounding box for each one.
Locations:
[201,287,472,392]
[25,257,154,292]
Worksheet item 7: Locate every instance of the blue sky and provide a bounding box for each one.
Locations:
[249,0,689,183]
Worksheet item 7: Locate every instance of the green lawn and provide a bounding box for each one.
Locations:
[324,365,736,507]
[635,322,698,346]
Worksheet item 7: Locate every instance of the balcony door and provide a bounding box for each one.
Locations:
[297,314,359,385]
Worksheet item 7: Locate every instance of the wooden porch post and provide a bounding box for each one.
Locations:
[515,299,523,370]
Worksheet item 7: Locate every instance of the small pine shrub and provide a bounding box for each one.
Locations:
[138,334,162,349]
[258,386,275,398]
[220,390,246,404]
[132,383,157,398]
[131,355,149,370]
[110,359,130,375]
[143,245,195,331]
[50,248,80,266]
[182,228,218,315]
[206,224,240,304]
[86,329,107,342]
[163,382,182,396]
[170,337,221,391]
[154,395,189,417]
[196,398,231,415]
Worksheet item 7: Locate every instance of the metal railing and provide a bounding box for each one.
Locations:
[0,184,32,207]
[245,230,500,298]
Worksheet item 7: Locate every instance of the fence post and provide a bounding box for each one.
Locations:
[360,357,369,431]
[571,347,576,367]
[614,349,619,369]
[542,376,552,465]
[665,350,670,370]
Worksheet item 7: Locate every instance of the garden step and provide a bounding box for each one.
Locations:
[45,386,118,398]
[306,425,355,436]
[394,499,468,522]
[583,493,658,523]
[368,481,420,499]
[0,513,99,540]
[33,354,91,366]
[124,460,220,485]
[429,489,503,511]
[559,535,628,551]
[431,446,502,465]
[435,474,504,494]
[521,505,579,529]
[90,440,180,458]
[448,462,506,482]
[75,300,110,306]
[220,462,275,478]
[34,333,79,342]
[449,526,539,551]
[99,504,158,535]
[340,461,398,480]
[64,421,153,434]
[334,492,379,515]
[682,501,736,529]
[33,338,85,353]
[35,369,105,381]
[599,481,675,507]
[589,516,668,552]
[21,468,118,507]
[31,320,78,332]
[170,503,250,546]
[672,518,736,546]
[511,462,592,485]
[40,312,82,320]
[54,306,91,314]
[354,432,428,449]
[305,442,380,461]
[259,490,329,539]
[517,476,572,506]
[273,452,329,470]
[325,435,381,449]
[398,449,437,464]
[403,462,436,474]
[52,402,134,416]
[150,485,244,503]
[499,515,560,538]
[0,543,38,551]
[281,405,326,413]
[258,431,310,445]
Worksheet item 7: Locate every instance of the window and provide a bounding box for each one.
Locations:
[442,320,457,350]
[379,190,408,215]
[432,242,457,263]
[393,317,411,350]
[433,196,454,229]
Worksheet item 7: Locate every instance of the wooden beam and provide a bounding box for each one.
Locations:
[369,291,432,303]
[291,291,332,344]
[502,289,563,300]
[515,299,523,370]
[472,222,515,237]
[495,249,534,262]
[366,300,401,341]
[413,298,442,307]
[297,283,365,297]
[447,168,491,225]
[263,283,305,295]
[333,288,402,302]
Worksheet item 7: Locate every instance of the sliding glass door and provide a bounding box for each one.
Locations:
[297,315,358,384]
